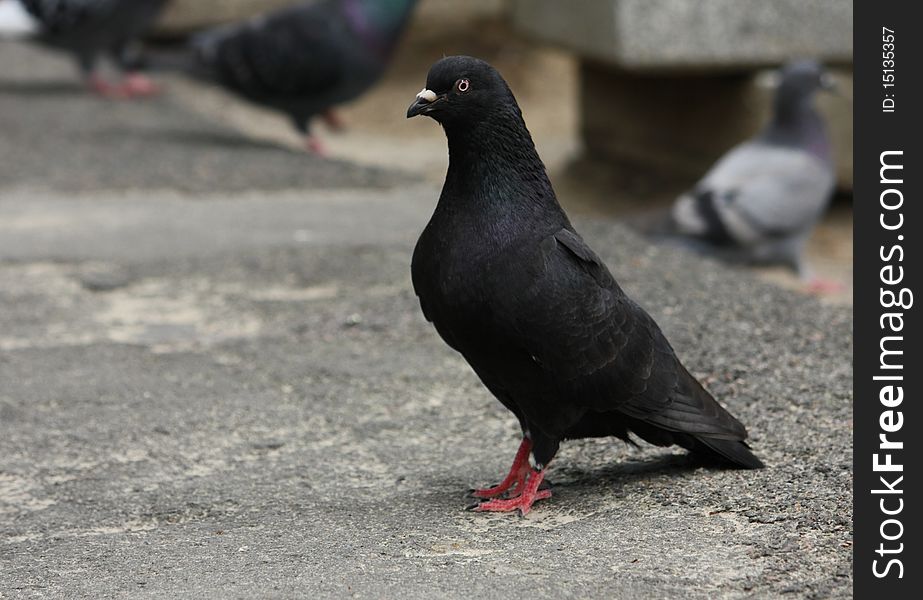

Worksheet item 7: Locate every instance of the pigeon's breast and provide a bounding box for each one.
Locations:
[415,240,491,314]
[412,220,506,341]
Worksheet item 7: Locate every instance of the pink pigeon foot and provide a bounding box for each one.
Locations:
[469,467,551,516]
[87,74,128,99]
[304,135,329,157]
[118,73,161,98]
[468,437,533,499]
[805,278,845,295]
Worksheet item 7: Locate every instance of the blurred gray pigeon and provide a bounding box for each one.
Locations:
[8,0,169,97]
[183,0,419,154]
[669,60,838,289]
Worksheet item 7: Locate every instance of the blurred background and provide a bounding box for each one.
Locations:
[155,0,855,302]
[1,0,852,299]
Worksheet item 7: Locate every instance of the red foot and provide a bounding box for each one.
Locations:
[321,109,346,132]
[304,135,328,157]
[472,467,551,516]
[805,278,845,295]
[470,437,532,499]
[87,75,128,99]
[119,73,161,98]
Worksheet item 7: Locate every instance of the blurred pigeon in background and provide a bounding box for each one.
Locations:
[668,60,838,292]
[1,0,169,97]
[408,56,762,516]
[182,0,419,154]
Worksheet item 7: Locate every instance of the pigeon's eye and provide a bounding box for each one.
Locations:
[455,79,471,93]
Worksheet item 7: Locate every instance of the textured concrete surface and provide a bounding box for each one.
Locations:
[513,0,853,69]
[158,0,505,33]
[1,42,852,598]
[513,0,853,188]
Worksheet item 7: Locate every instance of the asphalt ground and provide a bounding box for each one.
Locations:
[0,41,852,599]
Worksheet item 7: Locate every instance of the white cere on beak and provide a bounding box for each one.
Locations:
[416,88,437,103]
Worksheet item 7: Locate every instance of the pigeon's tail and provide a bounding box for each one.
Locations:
[635,192,726,246]
[693,436,765,469]
[0,0,38,38]
[625,365,764,469]
[672,189,738,246]
[628,417,764,469]
[671,192,709,236]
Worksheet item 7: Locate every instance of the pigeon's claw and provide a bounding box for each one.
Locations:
[468,437,532,499]
[304,135,329,157]
[804,277,845,295]
[470,468,550,516]
[87,74,128,99]
[119,73,161,98]
[468,470,527,499]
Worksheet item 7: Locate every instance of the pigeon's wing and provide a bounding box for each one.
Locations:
[194,6,345,100]
[674,143,834,244]
[18,0,119,33]
[489,229,752,448]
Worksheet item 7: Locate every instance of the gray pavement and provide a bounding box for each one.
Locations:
[0,41,852,598]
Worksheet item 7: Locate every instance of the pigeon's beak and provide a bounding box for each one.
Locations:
[407,88,438,118]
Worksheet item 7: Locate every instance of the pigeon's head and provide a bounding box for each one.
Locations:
[775,59,836,101]
[406,56,515,126]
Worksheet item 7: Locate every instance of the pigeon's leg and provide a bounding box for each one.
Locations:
[321,109,346,132]
[108,40,160,98]
[86,73,128,99]
[294,117,328,156]
[77,53,124,99]
[805,278,845,294]
[468,437,532,499]
[795,255,844,295]
[304,135,329,156]
[471,467,552,516]
[117,72,162,98]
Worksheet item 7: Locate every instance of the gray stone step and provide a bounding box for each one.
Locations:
[513,0,852,71]
[512,0,853,189]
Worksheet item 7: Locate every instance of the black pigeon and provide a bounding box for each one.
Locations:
[186,0,418,154]
[14,0,168,97]
[407,56,763,515]
[669,60,838,291]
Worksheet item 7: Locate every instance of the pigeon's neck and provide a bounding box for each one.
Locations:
[341,0,417,57]
[439,106,564,229]
[764,95,831,164]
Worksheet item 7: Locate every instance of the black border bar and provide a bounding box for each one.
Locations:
[854,0,921,597]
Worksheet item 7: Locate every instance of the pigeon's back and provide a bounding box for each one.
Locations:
[674,141,835,246]
[194,3,351,98]
[20,0,167,55]
[21,0,121,33]
[192,0,416,126]
[115,0,167,40]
